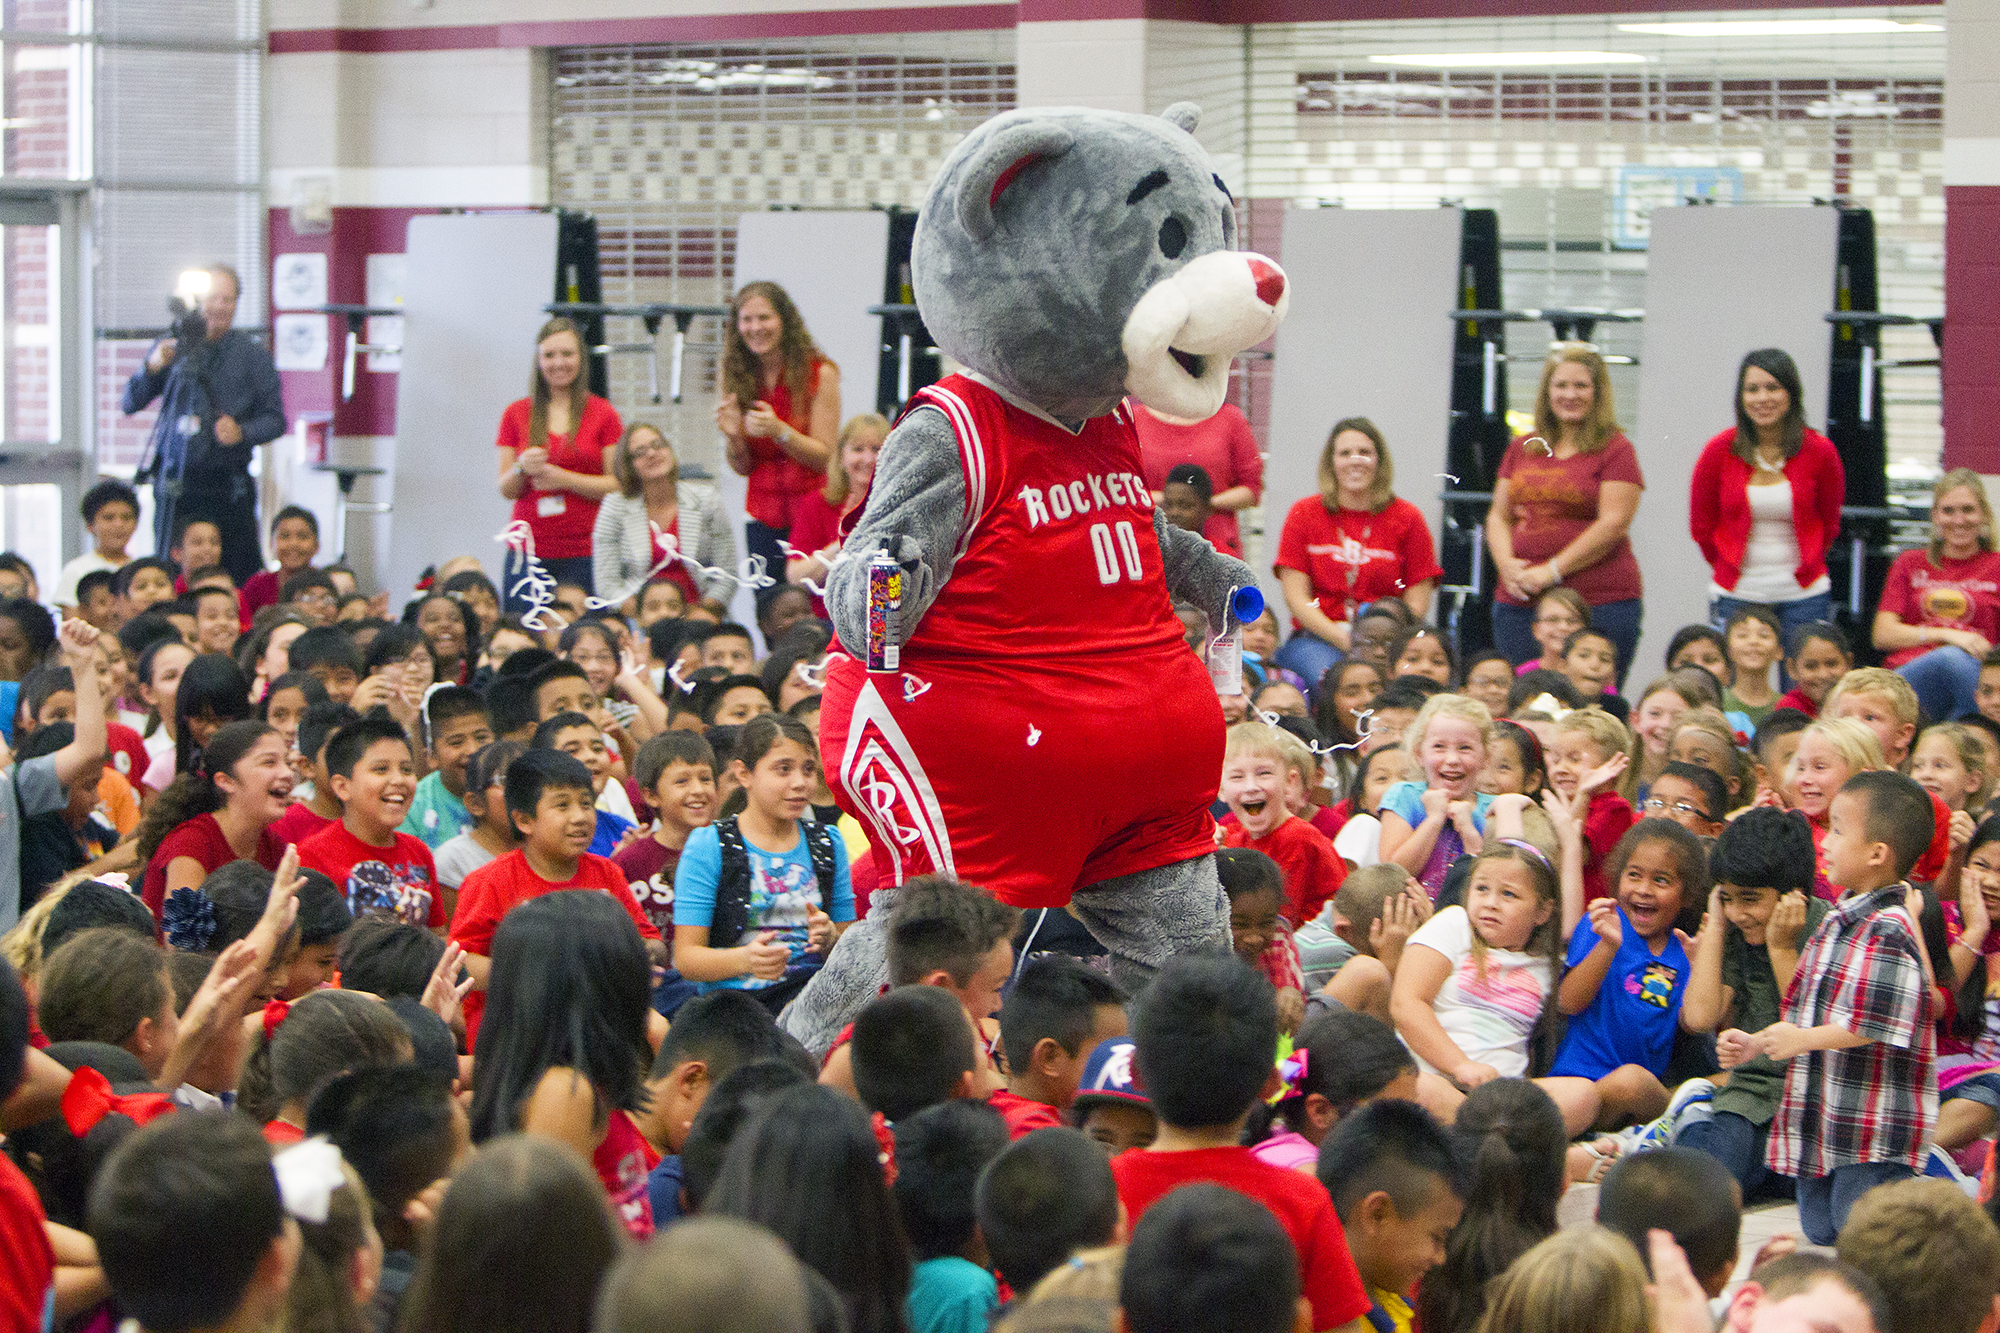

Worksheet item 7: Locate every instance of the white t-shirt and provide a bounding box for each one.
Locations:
[55,552,119,606]
[1402,905,1552,1079]
[1333,813,1381,869]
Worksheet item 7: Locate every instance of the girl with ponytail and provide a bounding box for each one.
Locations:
[136,719,293,918]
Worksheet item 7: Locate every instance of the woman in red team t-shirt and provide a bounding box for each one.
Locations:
[1273,416,1442,695]
[496,317,623,609]
[714,282,841,602]
[1874,468,2000,722]
[1486,346,1645,688]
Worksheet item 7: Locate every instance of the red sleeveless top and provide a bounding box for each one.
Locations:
[744,360,828,531]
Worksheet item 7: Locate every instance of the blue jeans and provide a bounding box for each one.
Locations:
[502,553,592,616]
[1896,645,1981,723]
[743,519,790,610]
[1492,596,1644,692]
[1274,631,1343,700]
[1796,1161,1913,1245]
[1677,1109,1772,1195]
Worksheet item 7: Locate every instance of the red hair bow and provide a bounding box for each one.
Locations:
[61,1066,174,1136]
[261,999,293,1042]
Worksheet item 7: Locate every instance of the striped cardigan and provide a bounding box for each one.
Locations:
[591,484,736,607]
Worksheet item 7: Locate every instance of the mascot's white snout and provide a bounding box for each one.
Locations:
[1121,251,1289,421]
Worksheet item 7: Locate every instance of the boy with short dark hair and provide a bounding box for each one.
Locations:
[189,584,242,657]
[532,710,634,856]
[114,557,178,621]
[639,990,787,1225]
[243,505,320,619]
[991,956,1127,1139]
[1112,956,1369,1333]
[449,748,661,1043]
[399,686,492,850]
[1596,1148,1744,1299]
[1751,710,1812,804]
[1121,1183,1310,1333]
[1315,1099,1466,1333]
[280,569,340,626]
[894,1100,1012,1333]
[286,627,362,705]
[75,567,119,631]
[1835,1177,2000,1333]
[1644,760,1728,838]
[701,623,755,675]
[976,1127,1122,1294]
[851,985,978,1122]
[59,478,139,612]
[484,675,540,743]
[529,658,598,723]
[171,519,225,588]
[615,732,718,940]
[297,716,444,929]
[1722,770,1938,1245]
[270,700,359,845]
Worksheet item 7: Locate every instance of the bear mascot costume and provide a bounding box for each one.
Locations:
[783,102,1289,1055]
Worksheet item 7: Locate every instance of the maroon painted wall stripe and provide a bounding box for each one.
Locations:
[1943,183,2000,472]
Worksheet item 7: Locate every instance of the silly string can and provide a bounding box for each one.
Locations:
[867,548,902,673]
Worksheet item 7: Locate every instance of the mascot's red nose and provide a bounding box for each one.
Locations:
[1248,258,1285,307]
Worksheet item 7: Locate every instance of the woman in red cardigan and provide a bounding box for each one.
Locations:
[1688,347,1844,648]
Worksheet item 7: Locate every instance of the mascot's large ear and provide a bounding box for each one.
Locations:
[1160,102,1202,133]
[954,119,1075,242]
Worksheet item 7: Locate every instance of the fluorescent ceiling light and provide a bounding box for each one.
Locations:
[1617,19,1940,36]
[1369,52,1648,68]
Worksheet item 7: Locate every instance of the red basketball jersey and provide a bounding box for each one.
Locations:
[821,375,1224,908]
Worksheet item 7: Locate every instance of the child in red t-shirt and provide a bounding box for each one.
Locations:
[1110,955,1370,1333]
[1219,722,1344,928]
[297,717,443,930]
[450,748,661,1044]
[1543,708,1637,905]
[988,956,1127,1139]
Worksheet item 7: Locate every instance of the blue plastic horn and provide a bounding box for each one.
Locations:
[1229,585,1264,626]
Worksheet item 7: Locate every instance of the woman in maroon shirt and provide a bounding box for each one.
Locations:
[1486,346,1645,687]
[715,282,841,603]
[496,317,622,608]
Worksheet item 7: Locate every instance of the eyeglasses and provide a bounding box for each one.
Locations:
[1642,797,1711,820]
[629,440,671,458]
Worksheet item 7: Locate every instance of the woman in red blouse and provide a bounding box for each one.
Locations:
[1485,346,1645,688]
[1874,469,2000,722]
[715,282,841,602]
[496,317,622,608]
[1273,416,1442,694]
[1688,348,1844,646]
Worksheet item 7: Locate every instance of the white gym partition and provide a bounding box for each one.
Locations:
[1263,206,1464,626]
[1630,206,1838,674]
[728,211,888,646]
[388,212,563,602]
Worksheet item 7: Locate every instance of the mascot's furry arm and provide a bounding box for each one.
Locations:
[826,404,1256,657]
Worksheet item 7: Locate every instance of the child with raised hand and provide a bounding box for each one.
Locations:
[893,1101,1012,1333]
[978,955,1120,1136]
[1778,622,1853,719]
[88,1112,303,1333]
[1720,771,1938,1244]
[432,739,525,899]
[243,987,413,1142]
[297,717,444,929]
[397,1134,624,1333]
[1390,837,1597,1133]
[468,891,659,1238]
[1378,694,1498,901]
[1544,706,1638,905]
[1219,721,1345,927]
[1120,1184,1307,1333]
[135,719,293,919]
[0,617,106,926]
[976,1128,1123,1296]
[1413,1078,1570,1333]
[1551,819,1710,1131]
[398,686,493,850]
[448,749,662,1044]
[1220,846,1307,1032]
[270,701,359,845]
[1249,1005,1419,1173]
[614,731,717,942]
[1521,588,1590,677]
[1315,1100,1466,1333]
[1312,863,1431,1025]
[1676,807,1825,1193]
[1110,956,1370,1333]
[674,714,852,1015]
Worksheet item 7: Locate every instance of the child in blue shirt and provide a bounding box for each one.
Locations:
[674,714,853,1015]
[1552,818,1709,1130]
[894,1101,1011,1333]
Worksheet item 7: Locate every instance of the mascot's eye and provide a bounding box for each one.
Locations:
[1158,216,1188,259]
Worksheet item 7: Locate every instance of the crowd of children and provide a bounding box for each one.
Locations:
[2,469,2000,1333]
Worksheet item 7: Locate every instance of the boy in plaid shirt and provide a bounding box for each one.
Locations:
[1718,770,1937,1245]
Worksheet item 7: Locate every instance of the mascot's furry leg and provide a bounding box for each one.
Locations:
[779,886,898,1059]
[1068,852,1233,994]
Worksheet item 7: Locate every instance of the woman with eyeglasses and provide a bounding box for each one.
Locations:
[592,421,735,616]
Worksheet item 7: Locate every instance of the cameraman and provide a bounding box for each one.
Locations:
[121,263,285,584]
